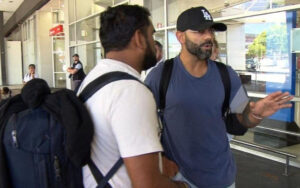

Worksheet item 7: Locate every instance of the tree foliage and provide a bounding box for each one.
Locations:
[247,31,266,59]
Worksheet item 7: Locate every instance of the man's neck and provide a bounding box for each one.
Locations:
[179,51,208,78]
[106,50,142,73]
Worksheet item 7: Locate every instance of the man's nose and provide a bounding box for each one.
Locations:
[203,30,213,40]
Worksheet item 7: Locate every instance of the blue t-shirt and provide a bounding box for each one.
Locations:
[145,56,243,188]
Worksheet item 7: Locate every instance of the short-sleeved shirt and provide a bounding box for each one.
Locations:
[23,73,39,83]
[74,63,82,70]
[145,55,245,188]
[77,59,163,188]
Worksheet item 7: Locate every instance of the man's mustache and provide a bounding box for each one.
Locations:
[199,41,213,47]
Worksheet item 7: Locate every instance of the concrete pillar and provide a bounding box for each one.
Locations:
[0,11,7,85]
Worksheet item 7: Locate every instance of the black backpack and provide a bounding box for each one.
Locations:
[0,72,140,188]
[158,58,248,136]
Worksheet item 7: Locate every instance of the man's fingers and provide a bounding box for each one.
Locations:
[278,96,294,105]
[279,103,293,109]
[266,91,283,99]
[268,91,291,102]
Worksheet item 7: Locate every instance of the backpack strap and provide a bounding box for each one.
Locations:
[215,62,231,116]
[79,71,140,188]
[87,158,123,188]
[79,71,140,102]
[158,58,174,112]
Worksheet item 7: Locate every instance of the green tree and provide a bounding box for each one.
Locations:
[247,31,267,59]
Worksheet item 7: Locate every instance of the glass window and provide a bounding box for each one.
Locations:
[224,11,297,124]
[29,19,35,40]
[53,10,64,24]
[214,31,227,63]
[113,0,128,5]
[76,0,107,20]
[76,15,100,44]
[68,0,76,23]
[77,42,102,74]
[167,29,181,59]
[54,53,65,72]
[53,37,65,52]
[167,0,212,26]
[69,24,76,46]
[217,0,298,19]
[145,0,164,28]
[225,12,292,93]
[154,31,166,58]
[94,0,113,8]
[54,73,67,88]
[53,37,65,73]
[70,47,76,64]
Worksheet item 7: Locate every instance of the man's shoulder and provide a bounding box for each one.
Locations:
[145,58,170,82]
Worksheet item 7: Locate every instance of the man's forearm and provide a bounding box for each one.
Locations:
[237,103,263,128]
[67,68,78,74]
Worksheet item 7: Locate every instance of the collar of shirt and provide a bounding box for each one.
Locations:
[100,58,141,80]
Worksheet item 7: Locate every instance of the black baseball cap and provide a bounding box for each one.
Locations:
[177,6,227,32]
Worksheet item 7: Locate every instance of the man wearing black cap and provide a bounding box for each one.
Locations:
[67,54,86,90]
[145,6,293,188]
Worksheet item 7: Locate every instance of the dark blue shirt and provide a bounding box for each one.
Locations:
[145,56,243,188]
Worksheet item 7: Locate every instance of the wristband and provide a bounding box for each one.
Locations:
[251,112,263,120]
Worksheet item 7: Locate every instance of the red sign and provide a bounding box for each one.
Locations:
[49,25,64,36]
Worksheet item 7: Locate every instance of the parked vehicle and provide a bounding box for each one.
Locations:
[246,59,256,71]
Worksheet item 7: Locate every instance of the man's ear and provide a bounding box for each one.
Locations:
[132,29,147,50]
[176,31,185,45]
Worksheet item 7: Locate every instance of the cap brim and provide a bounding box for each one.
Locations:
[186,22,227,32]
[177,22,227,32]
[211,22,227,31]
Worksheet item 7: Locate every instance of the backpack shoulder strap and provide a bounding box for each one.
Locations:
[79,71,140,188]
[78,71,140,103]
[158,58,174,111]
[215,62,231,116]
[88,158,123,188]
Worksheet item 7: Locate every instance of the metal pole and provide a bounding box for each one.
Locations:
[283,156,290,176]
[0,11,7,85]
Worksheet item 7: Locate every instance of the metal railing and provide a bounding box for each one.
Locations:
[231,139,297,176]
[254,126,300,137]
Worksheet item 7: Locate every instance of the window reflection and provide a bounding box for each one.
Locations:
[76,0,107,20]
[76,42,102,74]
[145,0,164,28]
[76,16,100,44]
[154,31,166,58]
[167,30,181,59]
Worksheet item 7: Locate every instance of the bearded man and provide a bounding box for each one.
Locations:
[145,6,293,188]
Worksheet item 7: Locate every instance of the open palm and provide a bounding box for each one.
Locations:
[250,91,293,118]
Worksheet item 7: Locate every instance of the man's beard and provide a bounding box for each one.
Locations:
[185,36,212,60]
[142,40,157,70]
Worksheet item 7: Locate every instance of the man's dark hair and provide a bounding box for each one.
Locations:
[154,40,163,50]
[29,64,35,69]
[72,54,79,57]
[100,5,151,54]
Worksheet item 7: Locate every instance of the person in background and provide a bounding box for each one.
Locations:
[67,54,86,91]
[141,40,164,80]
[0,87,12,107]
[77,5,187,188]
[210,38,221,62]
[23,64,38,84]
[1,87,12,100]
[154,40,164,64]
